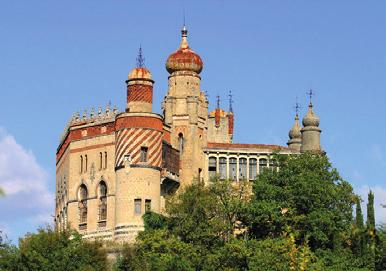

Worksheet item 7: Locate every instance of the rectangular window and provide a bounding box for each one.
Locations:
[239,158,247,180]
[219,157,227,180]
[249,158,257,180]
[104,152,107,169]
[229,158,237,181]
[140,147,148,162]
[134,199,141,215]
[208,157,217,179]
[145,199,151,213]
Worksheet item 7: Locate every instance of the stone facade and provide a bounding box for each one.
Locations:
[55,26,322,242]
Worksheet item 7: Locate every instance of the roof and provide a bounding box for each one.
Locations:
[206,142,289,151]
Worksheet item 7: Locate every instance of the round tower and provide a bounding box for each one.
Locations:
[163,25,208,186]
[287,114,302,152]
[126,47,154,113]
[114,53,162,241]
[300,101,322,152]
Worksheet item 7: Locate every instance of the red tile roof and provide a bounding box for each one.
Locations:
[206,142,289,151]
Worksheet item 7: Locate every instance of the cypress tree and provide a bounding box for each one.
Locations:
[356,196,364,229]
[367,191,375,230]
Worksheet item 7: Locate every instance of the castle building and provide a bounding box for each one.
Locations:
[55,26,322,242]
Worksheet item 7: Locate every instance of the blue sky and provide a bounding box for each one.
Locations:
[0,1,385,242]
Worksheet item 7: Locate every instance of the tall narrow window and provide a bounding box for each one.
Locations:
[99,152,102,170]
[104,152,107,169]
[249,158,257,180]
[259,158,268,173]
[140,147,148,162]
[269,159,278,171]
[239,158,247,180]
[219,157,227,180]
[208,157,217,179]
[145,199,151,213]
[134,199,142,215]
[84,155,88,173]
[79,184,88,229]
[229,158,237,181]
[178,133,184,156]
[80,155,83,173]
[99,181,107,222]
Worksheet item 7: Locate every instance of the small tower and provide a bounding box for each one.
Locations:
[300,90,322,152]
[126,46,154,113]
[288,114,302,152]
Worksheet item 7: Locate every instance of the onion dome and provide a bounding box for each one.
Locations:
[302,102,320,127]
[128,67,152,80]
[166,26,203,74]
[289,114,302,139]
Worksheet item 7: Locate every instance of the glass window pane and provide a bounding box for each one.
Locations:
[219,157,227,180]
[239,158,247,180]
[229,158,237,181]
[249,158,257,180]
[134,199,141,215]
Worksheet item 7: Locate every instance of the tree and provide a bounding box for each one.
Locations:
[247,152,355,250]
[0,227,107,271]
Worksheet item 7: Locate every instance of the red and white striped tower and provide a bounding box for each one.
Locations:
[114,50,163,240]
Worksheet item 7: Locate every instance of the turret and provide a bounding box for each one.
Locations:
[125,46,154,113]
[300,97,322,152]
[287,114,302,152]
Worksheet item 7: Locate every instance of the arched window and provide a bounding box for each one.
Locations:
[259,158,268,173]
[84,155,88,173]
[219,157,227,180]
[98,181,107,223]
[78,184,88,229]
[239,158,247,180]
[178,133,184,156]
[80,155,83,173]
[229,158,237,181]
[249,158,257,180]
[208,157,217,179]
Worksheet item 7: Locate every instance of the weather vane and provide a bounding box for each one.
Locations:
[136,45,145,68]
[228,90,233,112]
[307,89,315,103]
[216,94,220,109]
[293,96,301,116]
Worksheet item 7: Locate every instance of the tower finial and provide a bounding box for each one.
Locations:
[307,89,315,105]
[229,90,233,113]
[293,96,301,117]
[216,94,220,109]
[136,45,145,68]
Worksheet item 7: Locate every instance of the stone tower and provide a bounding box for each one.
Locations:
[287,113,302,152]
[163,25,208,186]
[300,101,322,152]
[114,55,163,240]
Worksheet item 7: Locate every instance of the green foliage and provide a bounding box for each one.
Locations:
[142,211,168,231]
[0,227,107,271]
[367,191,375,230]
[248,153,355,250]
[356,196,364,229]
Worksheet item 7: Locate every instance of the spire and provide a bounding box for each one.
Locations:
[228,90,233,113]
[287,99,302,152]
[136,45,145,68]
[180,24,189,49]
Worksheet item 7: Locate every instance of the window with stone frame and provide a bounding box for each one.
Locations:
[259,158,268,173]
[208,157,217,179]
[269,159,278,171]
[249,158,257,180]
[219,157,227,180]
[78,184,88,228]
[134,199,142,215]
[145,199,151,213]
[99,181,107,221]
[140,147,148,162]
[229,158,237,181]
[239,158,247,180]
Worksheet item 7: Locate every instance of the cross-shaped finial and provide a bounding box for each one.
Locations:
[136,45,145,68]
[228,90,234,113]
[307,89,315,104]
[216,94,220,109]
[293,96,301,116]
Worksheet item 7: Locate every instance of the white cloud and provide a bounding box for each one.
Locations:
[355,185,386,226]
[0,129,54,241]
